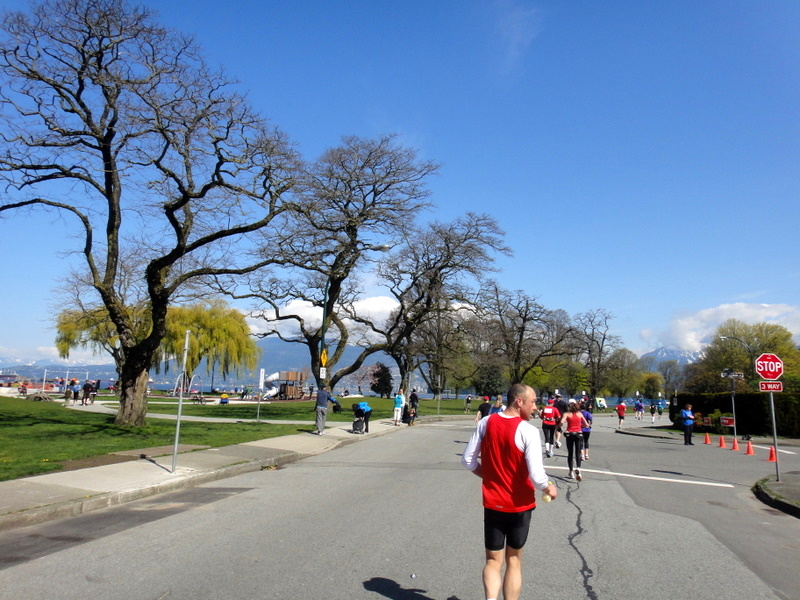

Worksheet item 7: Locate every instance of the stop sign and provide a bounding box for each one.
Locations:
[755,353,783,380]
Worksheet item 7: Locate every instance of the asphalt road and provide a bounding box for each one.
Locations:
[0,416,797,600]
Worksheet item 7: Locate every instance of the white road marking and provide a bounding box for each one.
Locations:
[751,445,796,455]
[546,465,735,488]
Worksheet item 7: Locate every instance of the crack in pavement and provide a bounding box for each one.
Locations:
[564,483,599,600]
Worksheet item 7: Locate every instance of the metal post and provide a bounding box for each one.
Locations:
[171,330,190,474]
[319,278,330,384]
[42,368,47,393]
[730,374,738,440]
[768,391,781,482]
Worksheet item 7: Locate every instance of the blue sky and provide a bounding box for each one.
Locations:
[1,0,799,364]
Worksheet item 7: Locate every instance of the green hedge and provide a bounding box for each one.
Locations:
[669,392,800,437]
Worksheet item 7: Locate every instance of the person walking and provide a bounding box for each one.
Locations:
[314,386,333,435]
[462,383,557,600]
[615,399,626,428]
[681,403,695,445]
[465,394,473,414]
[409,388,419,413]
[539,398,561,458]
[580,405,593,461]
[393,388,406,426]
[563,401,590,481]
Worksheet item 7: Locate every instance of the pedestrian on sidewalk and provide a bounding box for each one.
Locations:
[393,388,405,426]
[465,394,473,413]
[358,400,373,433]
[462,383,557,600]
[681,403,695,445]
[315,386,333,435]
[650,401,657,424]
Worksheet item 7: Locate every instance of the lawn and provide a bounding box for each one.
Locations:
[0,397,305,481]
[1,394,473,481]
[138,395,470,420]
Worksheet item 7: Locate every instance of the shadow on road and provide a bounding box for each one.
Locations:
[363,576,461,600]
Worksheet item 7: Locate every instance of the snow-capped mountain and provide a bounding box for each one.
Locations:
[640,346,703,365]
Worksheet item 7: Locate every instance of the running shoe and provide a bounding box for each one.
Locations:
[575,469,582,482]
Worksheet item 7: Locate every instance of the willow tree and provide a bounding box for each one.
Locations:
[162,300,260,384]
[56,299,260,389]
[0,0,297,425]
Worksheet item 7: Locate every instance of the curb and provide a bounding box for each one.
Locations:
[752,477,800,520]
[0,449,301,532]
[614,428,677,440]
[0,423,402,532]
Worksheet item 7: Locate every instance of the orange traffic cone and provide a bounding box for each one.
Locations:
[745,441,755,456]
[718,436,727,448]
[704,432,712,445]
[731,438,740,451]
[767,446,777,462]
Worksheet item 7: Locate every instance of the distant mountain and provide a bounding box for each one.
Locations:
[0,337,389,385]
[640,346,703,365]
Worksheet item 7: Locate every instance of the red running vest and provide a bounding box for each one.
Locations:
[481,413,536,512]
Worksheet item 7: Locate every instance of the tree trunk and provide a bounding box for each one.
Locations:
[114,363,151,427]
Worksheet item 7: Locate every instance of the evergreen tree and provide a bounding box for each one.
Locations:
[370,362,394,398]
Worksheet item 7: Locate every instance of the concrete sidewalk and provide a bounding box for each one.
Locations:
[0,408,411,532]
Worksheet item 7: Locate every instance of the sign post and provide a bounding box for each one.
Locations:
[755,353,784,482]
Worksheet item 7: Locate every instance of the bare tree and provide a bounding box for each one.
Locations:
[573,309,621,400]
[240,134,438,388]
[359,213,509,392]
[658,359,686,397]
[0,0,297,425]
[475,282,573,384]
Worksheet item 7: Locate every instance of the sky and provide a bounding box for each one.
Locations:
[1,0,799,365]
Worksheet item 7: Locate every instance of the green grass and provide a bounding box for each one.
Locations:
[0,395,471,482]
[0,397,305,482]
[141,396,470,420]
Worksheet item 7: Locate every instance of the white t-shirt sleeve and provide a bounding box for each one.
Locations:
[461,417,487,471]
[516,421,550,491]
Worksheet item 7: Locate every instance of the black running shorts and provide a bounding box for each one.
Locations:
[484,507,533,551]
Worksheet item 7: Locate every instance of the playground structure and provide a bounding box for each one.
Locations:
[270,371,305,400]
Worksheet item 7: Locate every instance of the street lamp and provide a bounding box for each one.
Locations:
[318,243,391,384]
[719,335,755,440]
[720,368,744,440]
[719,335,755,380]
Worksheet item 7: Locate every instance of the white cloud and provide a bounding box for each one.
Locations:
[643,303,800,352]
[246,296,400,341]
[493,0,542,74]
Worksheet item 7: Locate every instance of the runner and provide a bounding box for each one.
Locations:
[563,401,590,481]
[615,399,626,428]
[462,383,557,600]
[539,398,561,458]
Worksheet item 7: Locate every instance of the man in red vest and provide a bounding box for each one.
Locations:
[462,383,557,600]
